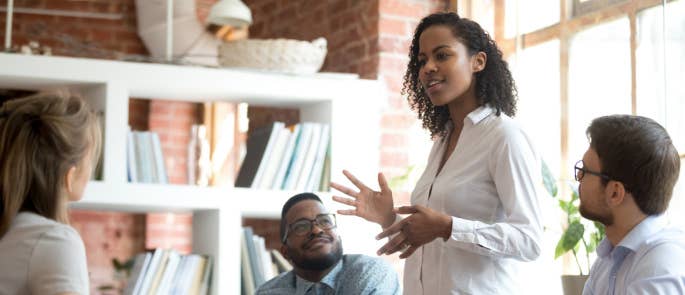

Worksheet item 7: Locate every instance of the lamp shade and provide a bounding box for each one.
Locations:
[207,0,252,27]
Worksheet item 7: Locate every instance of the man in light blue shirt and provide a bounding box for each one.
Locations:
[577,115,685,295]
[256,193,400,295]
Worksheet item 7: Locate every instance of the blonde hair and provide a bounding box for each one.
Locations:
[0,93,102,237]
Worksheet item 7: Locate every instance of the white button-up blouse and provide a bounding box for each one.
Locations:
[403,106,543,294]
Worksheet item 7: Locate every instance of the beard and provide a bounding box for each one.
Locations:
[579,201,614,226]
[289,234,343,271]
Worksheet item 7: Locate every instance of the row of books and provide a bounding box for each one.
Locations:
[242,227,292,295]
[236,122,331,192]
[123,249,212,295]
[127,129,168,184]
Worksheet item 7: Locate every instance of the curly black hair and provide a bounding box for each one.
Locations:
[402,12,517,138]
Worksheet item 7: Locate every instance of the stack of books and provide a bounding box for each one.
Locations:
[236,121,331,192]
[123,248,212,295]
[242,227,293,294]
[127,128,168,184]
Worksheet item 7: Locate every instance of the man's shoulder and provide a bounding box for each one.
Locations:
[341,254,393,272]
[633,227,685,274]
[255,271,295,294]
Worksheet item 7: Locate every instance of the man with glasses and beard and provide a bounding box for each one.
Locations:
[256,193,400,295]
[577,115,685,295]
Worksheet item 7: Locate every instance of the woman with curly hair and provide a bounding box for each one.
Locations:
[331,12,542,294]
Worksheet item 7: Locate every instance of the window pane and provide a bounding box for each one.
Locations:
[509,40,564,293]
[471,0,496,38]
[636,0,685,154]
[568,18,631,176]
[637,0,685,225]
[510,40,562,178]
[505,0,561,38]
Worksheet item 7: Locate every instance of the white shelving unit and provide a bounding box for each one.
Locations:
[0,52,384,294]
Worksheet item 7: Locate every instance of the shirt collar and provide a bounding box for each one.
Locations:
[618,215,666,251]
[294,259,343,293]
[596,215,667,258]
[465,105,494,125]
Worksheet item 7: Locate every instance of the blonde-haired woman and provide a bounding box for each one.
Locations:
[0,93,101,295]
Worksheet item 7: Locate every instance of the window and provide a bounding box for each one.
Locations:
[567,17,631,170]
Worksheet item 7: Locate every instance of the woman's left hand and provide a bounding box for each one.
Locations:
[375,205,453,259]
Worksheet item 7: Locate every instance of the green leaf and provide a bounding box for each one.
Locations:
[388,166,415,190]
[541,160,558,197]
[570,185,579,202]
[555,221,585,259]
[594,221,606,237]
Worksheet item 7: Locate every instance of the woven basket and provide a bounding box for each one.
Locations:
[218,37,327,74]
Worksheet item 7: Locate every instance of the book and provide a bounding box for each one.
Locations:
[146,249,170,294]
[198,255,213,295]
[126,127,138,182]
[137,248,166,295]
[244,227,265,286]
[295,123,322,191]
[282,123,314,190]
[236,123,280,187]
[251,122,285,189]
[271,124,301,190]
[154,250,181,295]
[318,144,332,191]
[306,124,330,192]
[256,126,291,189]
[270,249,293,273]
[240,232,255,295]
[123,252,151,295]
[150,132,168,184]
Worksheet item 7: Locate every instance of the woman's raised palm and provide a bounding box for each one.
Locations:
[330,170,396,228]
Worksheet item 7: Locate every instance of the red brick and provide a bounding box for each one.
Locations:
[381,113,415,129]
[380,0,432,18]
[379,18,408,36]
[380,150,409,168]
[382,133,409,147]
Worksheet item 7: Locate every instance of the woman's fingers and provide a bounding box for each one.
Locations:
[376,219,404,240]
[342,170,369,191]
[377,234,407,255]
[394,205,419,214]
[378,172,391,194]
[337,209,357,216]
[329,182,358,198]
[332,196,357,207]
[399,245,419,259]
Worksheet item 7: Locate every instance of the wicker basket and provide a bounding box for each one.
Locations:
[218,37,327,74]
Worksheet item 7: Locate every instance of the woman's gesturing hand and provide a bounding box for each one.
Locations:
[330,170,396,229]
[375,205,453,259]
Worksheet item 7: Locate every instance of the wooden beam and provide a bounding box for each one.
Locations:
[629,11,637,115]
[560,0,570,182]
[504,0,662,49]
[493,0,506,44]
[449,0,459,12]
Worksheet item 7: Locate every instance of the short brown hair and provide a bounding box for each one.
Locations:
[587,115,680,215]
[0,93,101,237]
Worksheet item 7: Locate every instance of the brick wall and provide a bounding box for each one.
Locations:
[378,0,448,206]
[0,0,145,58]
[245,0,380,79]
[69,211,146,292]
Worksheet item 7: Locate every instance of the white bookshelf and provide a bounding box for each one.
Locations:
[0,52,384,294]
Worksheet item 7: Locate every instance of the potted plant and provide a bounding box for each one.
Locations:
[541,162,605,295]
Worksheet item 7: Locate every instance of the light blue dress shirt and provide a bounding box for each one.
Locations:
[583,215,685,295]
[255,254,400,295]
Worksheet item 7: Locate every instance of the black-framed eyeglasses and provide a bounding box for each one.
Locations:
[574,160,611,182]
[282,213,337,243]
